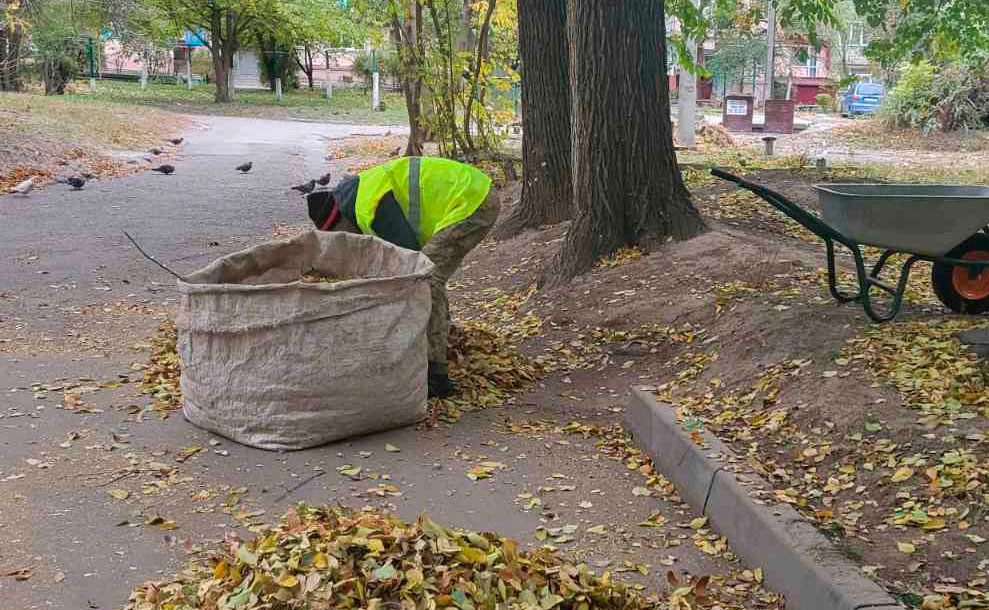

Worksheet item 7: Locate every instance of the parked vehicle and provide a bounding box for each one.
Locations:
[841,82,886,116]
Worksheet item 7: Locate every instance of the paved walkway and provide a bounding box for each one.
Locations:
[0,116,736,610]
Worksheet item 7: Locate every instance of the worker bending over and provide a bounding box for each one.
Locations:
[306,157,499,398]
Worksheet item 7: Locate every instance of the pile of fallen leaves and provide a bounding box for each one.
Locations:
[0,167,53,192]
[433,320,546,423]
[140,315,544,424]
[598,247,643,268]
[300,270,351,284]
[697,123,736,149]
[141,321,182,410]
[125,504,662,610]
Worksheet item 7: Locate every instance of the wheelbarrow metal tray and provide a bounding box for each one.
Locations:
[815,184,989,256]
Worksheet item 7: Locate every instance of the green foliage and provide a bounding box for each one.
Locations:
[19,0,102,94]
[815,92,834,109]
[879,61,937,131]
[852,0,989,65]
[354,0,519,158]
[354,49,400,81]
[705,33,766,84]
[256,44,298,90]
[669,0,839,73]
[880,60,989,133]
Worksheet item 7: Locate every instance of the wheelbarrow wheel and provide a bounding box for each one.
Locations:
[932,234,989,314]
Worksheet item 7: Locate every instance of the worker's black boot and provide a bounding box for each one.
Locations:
[428,362,455,399]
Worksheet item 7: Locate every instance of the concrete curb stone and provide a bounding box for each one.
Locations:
[626,389,905,610]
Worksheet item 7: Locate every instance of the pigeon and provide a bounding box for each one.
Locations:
[57,176,86,190]
[236,162,253,173]
[151,164,175,175]
[8,177,34,195]
[291,180,317,195]
[167,138,184,145]
[149,148,163,155]
[316,172,332,186]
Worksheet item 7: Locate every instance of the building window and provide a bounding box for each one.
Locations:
[793,47,818,77]
[848,24,867,47]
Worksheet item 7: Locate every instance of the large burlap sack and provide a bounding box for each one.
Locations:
[177,230,434,451]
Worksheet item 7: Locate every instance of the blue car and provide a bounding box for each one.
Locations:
[841,82,886,116]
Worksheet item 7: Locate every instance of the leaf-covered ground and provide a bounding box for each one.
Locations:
[125,504,726,610]
[0,90,188,192]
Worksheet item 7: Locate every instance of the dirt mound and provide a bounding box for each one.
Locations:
[451,167,989,606]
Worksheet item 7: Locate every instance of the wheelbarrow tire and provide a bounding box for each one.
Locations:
[932,234,989,314]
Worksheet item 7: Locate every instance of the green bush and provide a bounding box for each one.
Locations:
[881,60,989,133]
[815,93,834,110]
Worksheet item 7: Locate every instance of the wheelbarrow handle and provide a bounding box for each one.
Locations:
[709,167,855,251]
[710,168,752,188]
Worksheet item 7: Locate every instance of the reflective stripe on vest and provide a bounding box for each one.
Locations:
[353,157,493,243]
[407,157,423,245]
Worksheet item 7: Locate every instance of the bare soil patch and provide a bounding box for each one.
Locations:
[457,168,989,608]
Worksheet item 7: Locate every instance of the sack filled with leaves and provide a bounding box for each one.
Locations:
[125,505,658,610]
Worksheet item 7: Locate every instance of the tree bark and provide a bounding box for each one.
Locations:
[9,24,21,91]
[492,0,572,239]
[549,0,706,283]
[394,1,425,156]
[0,24,8,91]
[1,23,23,92]
[302,46,315,90]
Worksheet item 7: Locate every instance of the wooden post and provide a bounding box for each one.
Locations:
[275,77,283,101]
[186,46,193,90]
[764,1,776,104]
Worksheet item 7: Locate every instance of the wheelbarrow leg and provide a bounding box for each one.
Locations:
[826,239,861,303]
[860,255,921,323]
[870,249,898,279]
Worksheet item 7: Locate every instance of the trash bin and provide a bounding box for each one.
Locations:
[722,95,754,132]
[764,100,795,134]
[177,230,435,451]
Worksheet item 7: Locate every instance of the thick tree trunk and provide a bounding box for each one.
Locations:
[209,10,232,103]
[492,0,572,239]
[212,51,231,102]
[550,0,706,283]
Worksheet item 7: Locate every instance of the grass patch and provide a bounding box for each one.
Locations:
[59,79,409,125]
[0,89,183,151]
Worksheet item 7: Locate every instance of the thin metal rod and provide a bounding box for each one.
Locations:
[123,231,184,280]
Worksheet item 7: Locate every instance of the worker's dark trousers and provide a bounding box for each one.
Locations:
[421,192,501,370]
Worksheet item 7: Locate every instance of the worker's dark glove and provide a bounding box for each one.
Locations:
[428,362,455,399]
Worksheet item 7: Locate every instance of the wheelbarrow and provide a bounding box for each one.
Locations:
[710,168,989,322]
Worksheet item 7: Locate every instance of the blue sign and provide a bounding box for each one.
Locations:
[184,30,208,47]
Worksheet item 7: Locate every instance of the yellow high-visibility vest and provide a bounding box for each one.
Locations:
[355,157,492,244]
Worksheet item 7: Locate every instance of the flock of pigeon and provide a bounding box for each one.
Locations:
[290,172,333,195]
[8,135,333,197]
[7,137,188,196]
